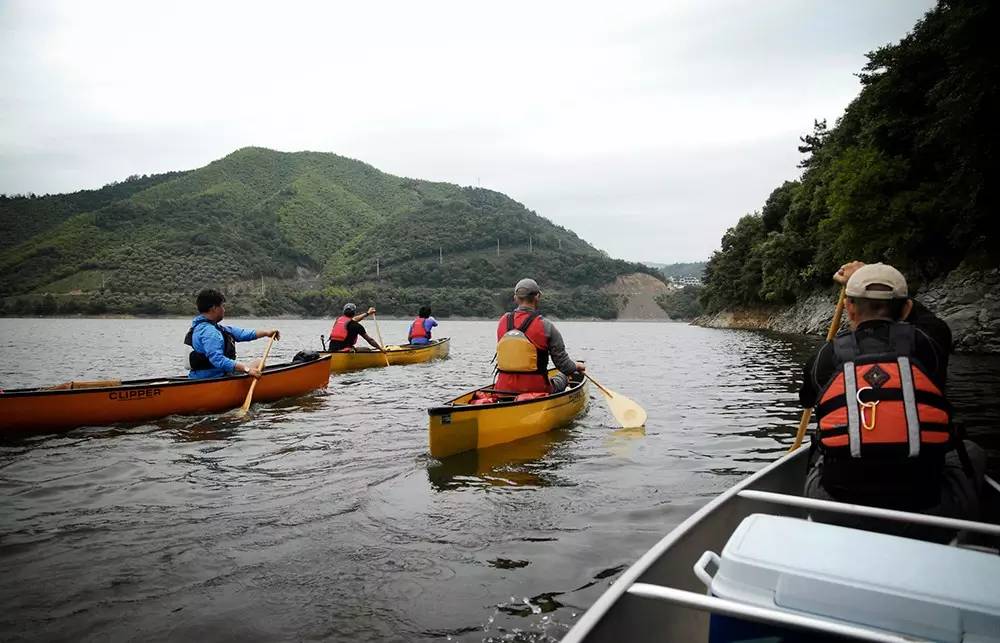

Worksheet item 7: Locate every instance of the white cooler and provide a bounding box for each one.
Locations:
[694,513,1000,642]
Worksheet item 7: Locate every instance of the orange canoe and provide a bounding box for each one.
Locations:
[0,356,332,436]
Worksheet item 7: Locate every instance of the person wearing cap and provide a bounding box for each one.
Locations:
[327,303,383,352]
[494,278,586,394]
[799,261,985,533]
[185,288,281,380]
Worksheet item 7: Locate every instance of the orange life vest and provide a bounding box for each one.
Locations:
[329,315,355,344]
[815,324,953,459]
[408,318,429,342]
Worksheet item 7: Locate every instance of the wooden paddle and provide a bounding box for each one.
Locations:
[235,334,276,418]
[789,285,847,451]
[371,311,391,367]
[584,373,647,429]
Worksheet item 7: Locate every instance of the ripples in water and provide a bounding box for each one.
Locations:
[1,317,997,641]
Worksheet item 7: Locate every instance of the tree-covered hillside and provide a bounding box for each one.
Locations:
[702,0,998,313]
[0,148,661,318]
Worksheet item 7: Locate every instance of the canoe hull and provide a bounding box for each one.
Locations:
[0,357,332,435]
[428,371,588,458]
[324,338,450,373]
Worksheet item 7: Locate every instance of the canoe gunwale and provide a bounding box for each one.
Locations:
[562,446,1000,643]
[0,356,332,397]
[561,447,811,643]
[427,375,585,417]
[325,337,450,356]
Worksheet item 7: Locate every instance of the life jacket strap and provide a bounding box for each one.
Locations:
[842,361,862,457]
[897,356,921,457]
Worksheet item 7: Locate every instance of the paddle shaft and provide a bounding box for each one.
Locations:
[789,285,846,451]
[238,334,276,415]
[583,372,613,397]
[371,312,391,366]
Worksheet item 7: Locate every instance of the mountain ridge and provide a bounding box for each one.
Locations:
[0,147,662,318]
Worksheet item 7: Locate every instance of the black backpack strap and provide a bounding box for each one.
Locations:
[505,312,515,332]
[517,311,540,333]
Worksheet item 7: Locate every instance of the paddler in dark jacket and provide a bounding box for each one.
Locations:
[327,303,383,352]
[186,289,280,380]
[800,261,985,528]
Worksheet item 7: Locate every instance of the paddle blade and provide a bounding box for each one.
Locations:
[605,390,647,428]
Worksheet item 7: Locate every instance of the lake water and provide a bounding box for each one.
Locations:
[1,318,998,642]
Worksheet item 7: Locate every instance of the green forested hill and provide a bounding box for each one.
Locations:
[0,148,660,317]
[701,0,998,313]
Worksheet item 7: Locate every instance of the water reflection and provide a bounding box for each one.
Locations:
[427,430,572,490]
[1,318,996,643]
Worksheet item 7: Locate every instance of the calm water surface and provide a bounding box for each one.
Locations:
[1,318,998,642]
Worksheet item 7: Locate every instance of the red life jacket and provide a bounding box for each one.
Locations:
[329,315,356,345]
[408,318,429,342]
[495,310,550,393]
[815,324,953,459]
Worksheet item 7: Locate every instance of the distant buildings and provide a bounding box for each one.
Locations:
[667,275,702,287]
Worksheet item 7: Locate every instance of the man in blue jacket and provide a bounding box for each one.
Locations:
[185,289,281,380]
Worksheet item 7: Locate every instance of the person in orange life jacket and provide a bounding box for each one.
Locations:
[328,303,383,352]
[185,289,280,380]
[407,306,438,345]
[495,278,585,394]
[799,261,985,526]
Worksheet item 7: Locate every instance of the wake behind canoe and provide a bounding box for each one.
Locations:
[427,369,588,458]
[323,337,450,373]
[0,355,332,435]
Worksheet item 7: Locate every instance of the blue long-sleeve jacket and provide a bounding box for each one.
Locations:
[187,315,258,379]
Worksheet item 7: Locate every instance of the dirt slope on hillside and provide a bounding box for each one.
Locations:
[602,273,673,320]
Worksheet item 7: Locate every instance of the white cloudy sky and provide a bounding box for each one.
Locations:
[0,0,934,262]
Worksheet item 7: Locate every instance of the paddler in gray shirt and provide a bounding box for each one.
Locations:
[494,278,586,394]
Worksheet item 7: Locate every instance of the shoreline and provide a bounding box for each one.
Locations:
[0,314,685,323]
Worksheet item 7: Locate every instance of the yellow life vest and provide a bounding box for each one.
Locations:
[496,312,547,373]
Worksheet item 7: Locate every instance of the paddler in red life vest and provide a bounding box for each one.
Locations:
[185,289,281,380]
[800,261,985,533]
[327,303,384,352]
[495,278,586,394]
[407,306,438,345]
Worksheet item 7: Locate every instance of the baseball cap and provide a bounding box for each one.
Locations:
[845,263,908,300]
[514,278,540,297]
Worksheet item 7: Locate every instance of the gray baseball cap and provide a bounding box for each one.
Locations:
[845,263,908,300]
[514,278,540,297]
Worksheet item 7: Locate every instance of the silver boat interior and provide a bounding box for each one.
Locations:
[563,447,1000,643]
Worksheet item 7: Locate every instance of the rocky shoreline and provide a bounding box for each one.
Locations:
[694,266,1000,354]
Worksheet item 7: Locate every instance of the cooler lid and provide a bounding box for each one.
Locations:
[710,514,1000,642]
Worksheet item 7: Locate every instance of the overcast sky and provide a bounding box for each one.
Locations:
[0,0,935,263]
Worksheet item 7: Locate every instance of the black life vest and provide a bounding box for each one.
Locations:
[815,323,954,460]
[496,311,548,375]
[184,320,237,371]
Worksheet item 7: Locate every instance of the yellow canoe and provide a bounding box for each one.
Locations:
[323,338,450,373]
[428,369,588,458]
